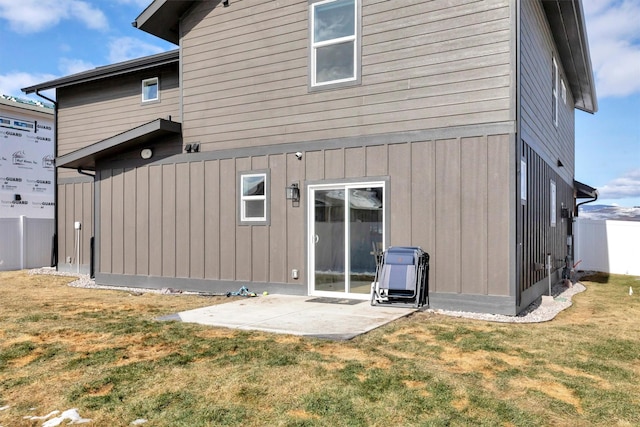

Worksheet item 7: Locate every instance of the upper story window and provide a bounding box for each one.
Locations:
[240,172,269,224]
[310,0,360,89]
[142,77,159,103]
[552,58,558,127]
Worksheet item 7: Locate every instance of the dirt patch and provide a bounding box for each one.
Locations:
[439,348,500,378]
[516,377,583,413]
[287,409,320,420]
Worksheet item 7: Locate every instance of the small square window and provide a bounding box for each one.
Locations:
[142,77,159,103]
[240,172,269,224]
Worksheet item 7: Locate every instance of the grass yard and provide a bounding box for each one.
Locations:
[1,270,639,426]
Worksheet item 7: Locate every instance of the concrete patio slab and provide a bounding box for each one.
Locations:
[160,294,416,340]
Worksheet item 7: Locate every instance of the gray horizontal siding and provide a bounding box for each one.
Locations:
[57,64,180,157]
[520,0,575,184]
[180,0,513,150]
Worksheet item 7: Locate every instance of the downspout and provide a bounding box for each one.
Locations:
[76,168,96,278]
[515,0,522,309]
[35,90,59,268]
[576,190,598,215]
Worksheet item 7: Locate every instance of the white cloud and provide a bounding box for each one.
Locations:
[583,0,640,98]
[597,169,640,200]
[0,0,108,34]
[0,71,57,100]
[114,0,152,9]
[59,58,96,75]
[107,37,166,63]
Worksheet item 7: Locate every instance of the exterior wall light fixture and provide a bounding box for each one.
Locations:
[141,148,153,159]
[286,183,300,204]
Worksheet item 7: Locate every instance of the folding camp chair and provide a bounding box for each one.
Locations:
[370,246,429,308]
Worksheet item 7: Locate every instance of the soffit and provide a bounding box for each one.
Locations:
[56,118,181,170]
[542,0,598,113]
[574,180,598,199]
[134,0,196,44]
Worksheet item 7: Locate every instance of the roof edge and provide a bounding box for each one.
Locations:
[22,49,179,95]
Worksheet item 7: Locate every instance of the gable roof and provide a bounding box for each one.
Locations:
[22,49,179,95]
[542,0,598,113]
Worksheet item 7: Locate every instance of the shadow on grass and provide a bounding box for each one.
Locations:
[579,271,610,283]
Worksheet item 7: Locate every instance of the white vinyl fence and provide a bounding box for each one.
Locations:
[574,218,640,276]
[0,216,54,271]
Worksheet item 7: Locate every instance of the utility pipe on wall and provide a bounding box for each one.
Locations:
[546,253,552,296]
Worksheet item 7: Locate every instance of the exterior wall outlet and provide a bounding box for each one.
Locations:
[74,221,81,230]
[292,269,299,279]
[66,256,72,263]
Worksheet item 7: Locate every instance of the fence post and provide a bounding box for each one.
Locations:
[19,215,26,270]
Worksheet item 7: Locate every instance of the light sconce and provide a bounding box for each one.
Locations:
[557,159,564,167]
[141,148,153,159]
[223,0,229,6]
[286,183,300,204]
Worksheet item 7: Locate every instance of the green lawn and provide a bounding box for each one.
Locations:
[1,270,638,426]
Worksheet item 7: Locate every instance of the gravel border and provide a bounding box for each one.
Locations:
[425,281,586,323]
[27,267,200,295]
[28,267,586,323]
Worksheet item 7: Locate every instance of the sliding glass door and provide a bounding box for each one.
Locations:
[309,182,384,298]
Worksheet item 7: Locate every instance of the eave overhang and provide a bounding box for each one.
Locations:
[133,0,196,44]
[22,50,179,95]
[574,180,598,199]
[542,0,598,113]
[56,118,181,170]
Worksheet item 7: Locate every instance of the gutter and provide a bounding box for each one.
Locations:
[77,168,96,178]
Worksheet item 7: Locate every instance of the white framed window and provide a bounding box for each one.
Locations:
[550,180,557,227]
[520,158,527,203]
[552,58,558,127]
[310,0,359,88]
[240,172,269,224]
[142,77,159,103]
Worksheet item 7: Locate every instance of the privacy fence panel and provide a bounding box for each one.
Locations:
[0,216,54,271]
[574,218,640,276]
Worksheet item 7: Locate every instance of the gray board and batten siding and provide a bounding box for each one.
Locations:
[92,131,514,311]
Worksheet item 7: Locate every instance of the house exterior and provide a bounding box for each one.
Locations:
[24,0,597,315]
[0,95,55,270]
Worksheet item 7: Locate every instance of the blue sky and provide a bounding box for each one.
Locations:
[1,0,638,207]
